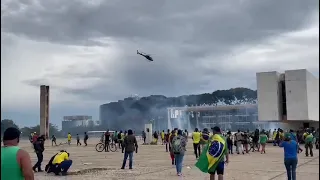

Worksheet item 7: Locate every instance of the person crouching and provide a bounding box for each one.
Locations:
[52,150,73,176]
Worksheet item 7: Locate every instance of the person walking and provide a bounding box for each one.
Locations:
[209,126,229,180]
[259,130,268,154]
[51,135,57,146]
[165,129,170,152]
[279,133,298,180]
[1,127,34,180]
[118,131,123,149]
[252,129,260,152]
[169,130,176,165]
[172,130,187,176]
[67,133,72,145]
[192,128,201,159]
[121,129,138,169]
[84,132,88,146]
[235,130,244,154]
[304,131,314,157]
[142,130,146,144]
[226,131,233,154]
[33,136,45,172]
[76,134,82,146]
[104,130,111,152]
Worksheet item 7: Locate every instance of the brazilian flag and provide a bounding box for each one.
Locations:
[195,134,226,173]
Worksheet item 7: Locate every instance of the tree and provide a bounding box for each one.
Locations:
[1,119,19,134]
[19,123,62,137]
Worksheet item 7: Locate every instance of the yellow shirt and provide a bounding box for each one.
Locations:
[161,132,165,139]
[192,132,201,143]
[303,133,308,139]
[67,134,72,140]
[52,152,69,164]
[272,131,277,139]
[121,133,125,140]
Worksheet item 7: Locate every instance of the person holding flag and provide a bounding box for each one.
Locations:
[195,126,229,180]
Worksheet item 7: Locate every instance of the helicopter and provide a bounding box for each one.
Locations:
[137,50,153,61]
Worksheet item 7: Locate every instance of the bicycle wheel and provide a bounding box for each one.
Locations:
[109,143,117,152]
[95,143,105,152]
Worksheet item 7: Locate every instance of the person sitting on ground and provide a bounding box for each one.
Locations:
[52,150,73,176]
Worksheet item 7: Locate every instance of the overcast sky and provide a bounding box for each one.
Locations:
[1,0,319,128]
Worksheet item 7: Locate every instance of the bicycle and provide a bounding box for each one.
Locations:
[95,142,117,152]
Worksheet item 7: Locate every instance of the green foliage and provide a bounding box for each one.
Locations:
[1,119,19,134]
[1,119,62,138]
[19,123,62,137]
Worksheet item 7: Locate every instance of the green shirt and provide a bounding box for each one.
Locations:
[259,134,268,144]
[305,134,314,143]
[1,146,24,180]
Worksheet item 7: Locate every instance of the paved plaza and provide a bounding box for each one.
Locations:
[20,138,319,180]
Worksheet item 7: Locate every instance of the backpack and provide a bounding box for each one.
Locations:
[172,137,183,154]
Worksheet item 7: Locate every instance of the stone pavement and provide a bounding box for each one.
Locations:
[19,138,319,180]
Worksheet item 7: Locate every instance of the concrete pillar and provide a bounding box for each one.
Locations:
[196,112,199,128]
[144,123,153,144]
[167,108,172,130]
[40,85,49,139]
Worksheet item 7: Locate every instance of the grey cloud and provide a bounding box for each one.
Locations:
[2,0,317,46]
[6,0,319,104]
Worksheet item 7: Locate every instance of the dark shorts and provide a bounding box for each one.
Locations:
[209,161,225,175]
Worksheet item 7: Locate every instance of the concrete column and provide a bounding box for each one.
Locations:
[40,85,49,139]
[167,108,172,130]
[145,123,153,144]
[196,112,199,128]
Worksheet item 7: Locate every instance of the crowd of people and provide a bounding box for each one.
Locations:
[1,126,318,180]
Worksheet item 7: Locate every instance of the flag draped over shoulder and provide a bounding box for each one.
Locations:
[195,134,226,173]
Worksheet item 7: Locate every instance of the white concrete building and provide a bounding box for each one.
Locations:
[256,69,319,129]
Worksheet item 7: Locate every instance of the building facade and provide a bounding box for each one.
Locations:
[167,104,262,132]
[257,69,319,129]
[62,115,98,132]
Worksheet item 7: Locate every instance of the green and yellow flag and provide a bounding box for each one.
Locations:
[195,134,226,173]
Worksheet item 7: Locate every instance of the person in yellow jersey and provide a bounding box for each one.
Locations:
[161,130,165,145]
[67,133,72,145]
[52,150,73,176]
[272,129,277,146]
[192,128,201,159]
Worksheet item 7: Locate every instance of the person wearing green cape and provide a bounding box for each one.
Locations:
[195,126,229,180]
